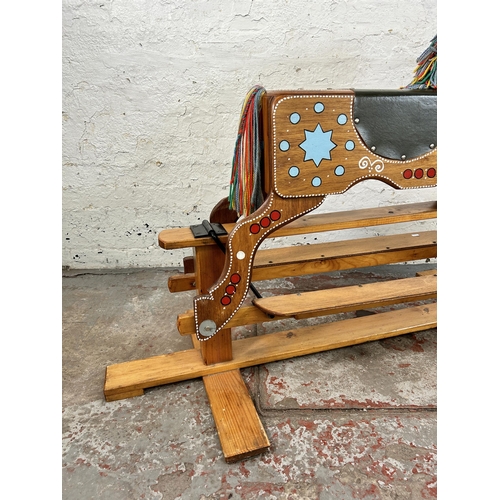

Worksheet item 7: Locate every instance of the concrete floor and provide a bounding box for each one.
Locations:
[62,264,437,499]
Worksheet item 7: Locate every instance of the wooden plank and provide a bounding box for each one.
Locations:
[178,304,273,336]
[158,201,436,250]
[104,303,436,400]
[168,231,437,293]
[254,274,436,317]
[194,245,233,364]
[203,370,270,462]
[177,274,436,335]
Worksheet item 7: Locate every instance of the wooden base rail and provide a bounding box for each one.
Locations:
[104,303,436,400]
[104,200,437,462]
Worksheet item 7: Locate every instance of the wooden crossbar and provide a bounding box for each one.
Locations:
[176,273,436,335]
[254,274,437,317]
[169,230,437,293]
[158,201,436,250]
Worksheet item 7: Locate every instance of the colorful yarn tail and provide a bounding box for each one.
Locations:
[228,85,267,217]
[406,35,437,90]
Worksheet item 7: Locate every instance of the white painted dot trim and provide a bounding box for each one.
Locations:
[271,93,437,199]
[194,193,325,340]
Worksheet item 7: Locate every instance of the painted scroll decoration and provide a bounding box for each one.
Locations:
[273,95,437,198]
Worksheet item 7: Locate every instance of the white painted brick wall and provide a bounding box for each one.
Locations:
[62,0,437,269]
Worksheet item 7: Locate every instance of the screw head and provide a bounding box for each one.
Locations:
[199,319,217,337]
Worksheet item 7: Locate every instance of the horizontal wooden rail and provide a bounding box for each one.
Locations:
[104,303,437,401]
[168,230,437,293]
[158,201,436,250]
[254,274,436,317]
[176,272,436,335]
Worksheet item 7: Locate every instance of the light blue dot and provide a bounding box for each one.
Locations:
[335,165,345,176]
[314,102,325,113]
[337,114,348,125]
[345,140,355,151]
[290,113,301,124]
[279,140,290,151]
[288,166,300,178]
[311,176,322,187]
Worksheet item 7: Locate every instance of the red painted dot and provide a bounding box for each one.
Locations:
[427,168,436,178]
[221,296,231,306]
[414,168,424,179]
[260,217,271,228]
[225,285,236,295]
[270,210,281,221]
[250,223,260,234]
[230,273,241,284]
[403,169,413,179]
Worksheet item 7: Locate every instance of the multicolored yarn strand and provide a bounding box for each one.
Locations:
[406,35,437,90]
[228,85,267,217]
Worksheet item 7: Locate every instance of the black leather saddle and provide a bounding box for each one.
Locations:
[353,89,437,161]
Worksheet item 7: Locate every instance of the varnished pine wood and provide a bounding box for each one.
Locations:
[177,273,436,335]
[168,231,437,293]
[103,303,436,400]
[158,201,436,250]
[203,370,270,462]
[193,245,269,462]
[178,304,274,336]
[194,245,233,364]
[254,274,436,317]
[209,197,239,224]
[183,256,195,274]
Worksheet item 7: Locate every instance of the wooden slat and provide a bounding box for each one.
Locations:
[178,304,273,336]
[203,370,270,462]
[168,231,437,293]
[158,201,436,250]
[177,274,436,335]
[254,274,436,317]
[104,303,436,400]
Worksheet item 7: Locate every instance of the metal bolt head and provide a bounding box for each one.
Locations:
[199,319,217,337]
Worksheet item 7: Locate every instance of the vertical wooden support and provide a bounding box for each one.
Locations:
[194,242,270,462]
[194,245,233,364]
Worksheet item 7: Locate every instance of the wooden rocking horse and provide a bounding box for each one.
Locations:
[104,38,438,460]
[193,87,437,341]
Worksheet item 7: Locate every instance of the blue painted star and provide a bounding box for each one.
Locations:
[299,123,336,167]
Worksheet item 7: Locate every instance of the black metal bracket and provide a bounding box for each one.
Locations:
[190,220,228,239]
[190,220,263,300]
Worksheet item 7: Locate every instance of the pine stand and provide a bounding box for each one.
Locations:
[104,200,437,462]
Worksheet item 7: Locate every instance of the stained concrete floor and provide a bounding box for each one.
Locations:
[62,264,437,499]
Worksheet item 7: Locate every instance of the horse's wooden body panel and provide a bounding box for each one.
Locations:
[268,91,436,197]
[194,89,437,341]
